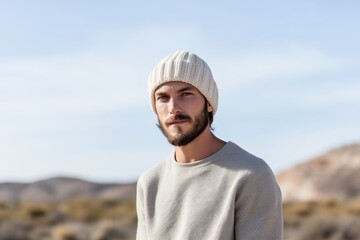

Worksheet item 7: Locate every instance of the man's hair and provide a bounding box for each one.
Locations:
[207,102,214,131]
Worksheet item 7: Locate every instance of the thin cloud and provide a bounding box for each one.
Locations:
[0,53,148,114]
[212,45,348,89]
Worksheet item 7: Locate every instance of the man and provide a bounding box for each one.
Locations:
[136,50,283,240]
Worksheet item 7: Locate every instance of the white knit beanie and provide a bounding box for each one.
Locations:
[148,50,219,115]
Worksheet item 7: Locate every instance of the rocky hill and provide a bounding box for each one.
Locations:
[0,177,136,202]
[277,143,360,202]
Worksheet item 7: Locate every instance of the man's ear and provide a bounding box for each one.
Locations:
[207,102,213,113]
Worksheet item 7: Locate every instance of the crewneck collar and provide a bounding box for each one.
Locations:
[170,141,233,168]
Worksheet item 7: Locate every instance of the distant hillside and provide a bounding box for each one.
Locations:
[277,143,360,202]
[0,177,136,202]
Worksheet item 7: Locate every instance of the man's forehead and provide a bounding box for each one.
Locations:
[155,81,198,94]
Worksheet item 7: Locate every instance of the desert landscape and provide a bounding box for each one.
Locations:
[0,143,359,240]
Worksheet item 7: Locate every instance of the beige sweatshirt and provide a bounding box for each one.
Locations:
[136,142,283,240]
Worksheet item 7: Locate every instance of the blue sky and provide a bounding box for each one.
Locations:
[1,1,359,183]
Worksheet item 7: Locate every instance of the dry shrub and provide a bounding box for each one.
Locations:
[30,226,52,240]
[0,202,10,210]
[296,216,360,240]
[0,202,13,220]
[0,221,33,240]
[348,200,360,215]
[59,199,103,222]
[101,201,137,225]
[284,200,360,240]
[18,202,53,223]
[283,201,317,218]
[52,223,88,240]
[101,199,118,208]
[92,220,130,240]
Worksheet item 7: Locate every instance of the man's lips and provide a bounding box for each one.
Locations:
[165,114,191,126]
[167,120,188,126]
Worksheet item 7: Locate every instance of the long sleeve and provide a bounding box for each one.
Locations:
[235,166,283,240]
[136,178,147,240]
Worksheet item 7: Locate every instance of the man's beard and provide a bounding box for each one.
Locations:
[157,104,209,146]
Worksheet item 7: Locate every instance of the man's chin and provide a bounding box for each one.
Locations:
[167,134,197,147]
[169,140,192,147]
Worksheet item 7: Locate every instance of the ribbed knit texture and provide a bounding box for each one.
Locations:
[148,50,219,114]
[136,142,284,240]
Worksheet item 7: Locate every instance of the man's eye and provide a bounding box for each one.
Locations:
[157,96,168,101]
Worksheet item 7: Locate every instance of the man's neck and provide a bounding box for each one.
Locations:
[174,129,226,163]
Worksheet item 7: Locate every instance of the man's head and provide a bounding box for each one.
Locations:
[148,50,218,115]
[148,51,219,146]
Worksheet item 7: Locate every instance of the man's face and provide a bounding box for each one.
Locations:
[154,82,213,146]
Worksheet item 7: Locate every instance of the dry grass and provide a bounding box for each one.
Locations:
[284,200,360,240]
[0,199,136,240]
[0,199,359,239]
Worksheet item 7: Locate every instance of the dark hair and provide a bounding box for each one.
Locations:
[209,111,214,131]
[206,101,214,131]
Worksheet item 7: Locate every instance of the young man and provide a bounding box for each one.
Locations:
[136,50,283,240]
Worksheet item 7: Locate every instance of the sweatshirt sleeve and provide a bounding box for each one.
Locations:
[136,178,147,240]
[235,165,283,240]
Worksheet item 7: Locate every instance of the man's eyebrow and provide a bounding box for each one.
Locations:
[178,86,196,92]
[154,91,168,96]
[155,86,196,96]
[155,91,166,96]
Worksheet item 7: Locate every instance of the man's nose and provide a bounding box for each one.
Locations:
[169,98,181,115]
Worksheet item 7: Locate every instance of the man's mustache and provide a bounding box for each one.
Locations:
[165,114,191,124]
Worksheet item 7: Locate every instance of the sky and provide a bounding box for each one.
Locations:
[1,0,359,183]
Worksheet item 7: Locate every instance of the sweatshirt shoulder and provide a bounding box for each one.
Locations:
[221,142,279,189]
[138,156,169,186]
[222,142,273,174]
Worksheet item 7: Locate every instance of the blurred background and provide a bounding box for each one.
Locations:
[0,1,359,239]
